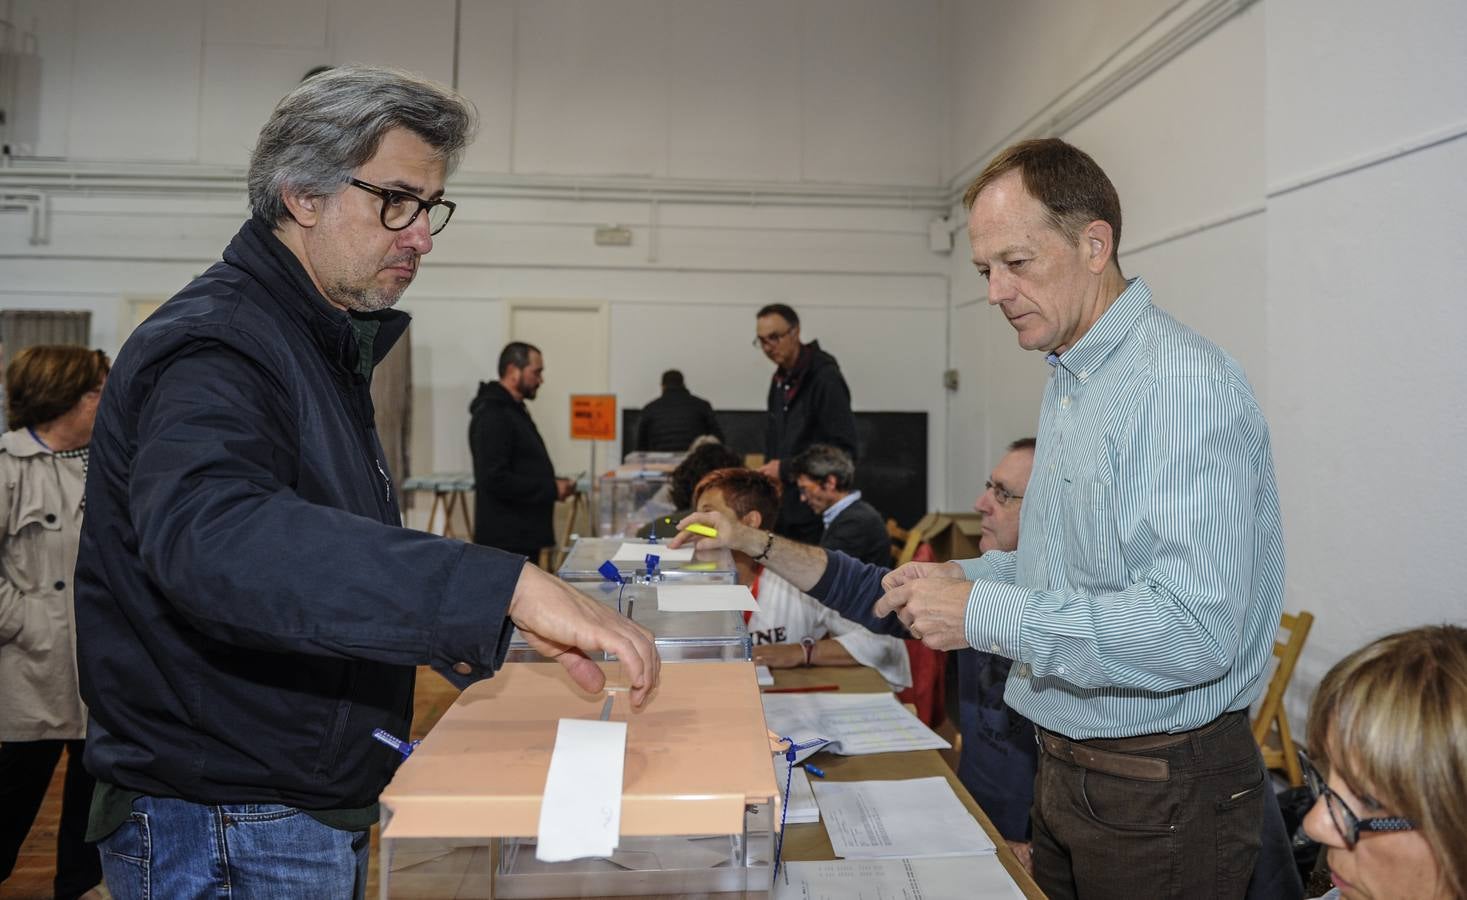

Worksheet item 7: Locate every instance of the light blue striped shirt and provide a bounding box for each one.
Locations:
[959,277,1285,739]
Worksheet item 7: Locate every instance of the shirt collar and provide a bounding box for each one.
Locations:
[1,427,49,457]
[1051,276,1151,381]
[822,489,862,526]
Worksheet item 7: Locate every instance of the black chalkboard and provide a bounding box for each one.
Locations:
[621,409,928,529]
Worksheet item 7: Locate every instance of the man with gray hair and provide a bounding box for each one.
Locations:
[790,443,891,566]
[73,67,659,898]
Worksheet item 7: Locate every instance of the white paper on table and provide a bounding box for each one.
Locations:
[774,856,1025,900]
[760,693,950,761]
[656,584,758,612]
[812,776,995,859]
[535,718,627,862]
[756,665,776,686]
[612,542,695,562]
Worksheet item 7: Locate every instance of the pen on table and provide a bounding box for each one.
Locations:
[803,763,825,778]
[761,684,840,694]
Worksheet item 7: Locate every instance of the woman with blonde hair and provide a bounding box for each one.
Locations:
[0,344,109,899]
[1301,624,1467,899]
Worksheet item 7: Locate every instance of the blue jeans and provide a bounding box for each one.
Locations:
[98,795,369,900]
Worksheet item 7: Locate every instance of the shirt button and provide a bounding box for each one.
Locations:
[1059,396,1071,409]
[1057,665,1067,676]
[45,513,57,523]
[55,580,66,590]
[452,662,473,676]
[990,643,1001,653]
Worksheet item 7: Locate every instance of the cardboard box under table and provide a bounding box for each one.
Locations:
[507,580,750,663]
[379,661,779,899]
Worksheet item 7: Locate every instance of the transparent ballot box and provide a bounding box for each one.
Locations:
[506,580,751,663]
[595,469,674,537]
[557,536,737,584]
[378,662,779,899]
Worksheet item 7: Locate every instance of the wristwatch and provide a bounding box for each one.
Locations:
[801,636,817,667]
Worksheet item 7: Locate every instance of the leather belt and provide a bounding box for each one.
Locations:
[1039,731,1171,781]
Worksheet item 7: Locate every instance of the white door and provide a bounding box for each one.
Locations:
[507,302,610,477]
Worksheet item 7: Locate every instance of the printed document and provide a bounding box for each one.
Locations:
[813,776,995,859]
[760,693,949,763]
[774,856,1024,899]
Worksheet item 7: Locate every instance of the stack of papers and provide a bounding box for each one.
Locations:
[761,692,950,764]
[748,759,820,830]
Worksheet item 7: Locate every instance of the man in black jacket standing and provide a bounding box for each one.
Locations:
[633,369,722,452]
[469,342,575,559]
[790,443,891,566]
[74,67,658,900]
[755,304,858,544]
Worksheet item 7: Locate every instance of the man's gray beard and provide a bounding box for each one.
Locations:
[332,282,402,313]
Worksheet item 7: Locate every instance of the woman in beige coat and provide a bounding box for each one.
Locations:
[0,345,109,900]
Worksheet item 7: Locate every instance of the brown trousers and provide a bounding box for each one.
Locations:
[1031,711,1266,900]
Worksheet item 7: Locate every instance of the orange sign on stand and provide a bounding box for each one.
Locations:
[569,394,616,441]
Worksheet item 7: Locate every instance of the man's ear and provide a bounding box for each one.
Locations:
[1082,219,1115,275]
[742,510,763,530]
[822,475,839,493]
[282,191,321,228]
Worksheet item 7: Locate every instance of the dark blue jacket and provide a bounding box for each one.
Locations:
[75,217,525,811]
[807,550,1037,840]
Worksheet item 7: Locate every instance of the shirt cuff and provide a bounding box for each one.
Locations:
[954,556,993,581]
[963,578,1031,660]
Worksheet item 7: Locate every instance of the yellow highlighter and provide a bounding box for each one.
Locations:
[685,523,718,538]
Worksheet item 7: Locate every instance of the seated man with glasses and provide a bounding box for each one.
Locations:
[73,66,660,899]
[1299,624,1466,900]
[753,303,858,545]
[674,437,1042,868]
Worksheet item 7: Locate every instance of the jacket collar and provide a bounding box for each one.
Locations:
[224,217,411,376]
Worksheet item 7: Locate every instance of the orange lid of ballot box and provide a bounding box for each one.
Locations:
[379,661,779,840]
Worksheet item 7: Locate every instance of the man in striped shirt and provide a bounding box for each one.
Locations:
[877,138,1286,898]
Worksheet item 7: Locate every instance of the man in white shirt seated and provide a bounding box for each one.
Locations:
[692,467,911,691]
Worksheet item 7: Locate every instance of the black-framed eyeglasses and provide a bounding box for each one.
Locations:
[985,480,1024,505]
[752,329,792,349]
[348,179,456,235]
[1298,749,1415,848]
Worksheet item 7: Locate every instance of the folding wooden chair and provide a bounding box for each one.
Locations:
[1252,609,1314,786]
[888,517,932,567]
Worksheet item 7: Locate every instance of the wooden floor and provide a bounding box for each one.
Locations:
[7,751,73,898]
[6,668,464,900]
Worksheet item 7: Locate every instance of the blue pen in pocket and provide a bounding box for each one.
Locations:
[372,728,421,759]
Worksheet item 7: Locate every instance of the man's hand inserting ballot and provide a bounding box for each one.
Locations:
[508,563,661,707]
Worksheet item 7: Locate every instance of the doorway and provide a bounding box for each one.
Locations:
[506,301,610,477]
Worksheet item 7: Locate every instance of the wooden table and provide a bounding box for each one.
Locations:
[767,666,1045,899]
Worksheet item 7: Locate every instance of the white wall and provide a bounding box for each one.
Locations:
[1263,0,1467,721]
[0,0,955,510]
[942,0,1467,727]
